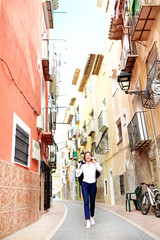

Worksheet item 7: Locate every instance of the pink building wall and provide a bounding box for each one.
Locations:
[0,1,49,238]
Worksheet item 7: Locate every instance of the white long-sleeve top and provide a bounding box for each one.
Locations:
[76,162,102,184]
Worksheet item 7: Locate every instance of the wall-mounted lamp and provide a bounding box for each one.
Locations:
[117,69,131,91]
[117,69,158,109]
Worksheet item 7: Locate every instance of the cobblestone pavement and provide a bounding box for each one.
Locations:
[3,200,160,240]
[50,201,158,240]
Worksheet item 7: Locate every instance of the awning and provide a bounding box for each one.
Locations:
[132,5,160,41]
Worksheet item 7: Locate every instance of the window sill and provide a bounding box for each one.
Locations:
[14,161,29,169]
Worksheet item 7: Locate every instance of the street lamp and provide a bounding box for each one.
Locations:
[117,69,131,91]
[117,69,157,109]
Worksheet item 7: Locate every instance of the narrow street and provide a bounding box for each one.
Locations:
[4,201,160,240]
[50,201,156,240]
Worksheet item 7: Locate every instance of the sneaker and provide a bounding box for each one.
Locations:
[90,218,95,225]
[86,220,91,229]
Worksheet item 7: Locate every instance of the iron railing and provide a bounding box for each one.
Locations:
[98,110,108,132]
[88,119,95,136]
[41,107,56,132]
[127,111,150,151]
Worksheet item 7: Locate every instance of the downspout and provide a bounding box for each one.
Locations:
[149,109,160,168]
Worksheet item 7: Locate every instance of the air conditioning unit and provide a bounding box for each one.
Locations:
[32,139,40,161]
[36,115,44,130]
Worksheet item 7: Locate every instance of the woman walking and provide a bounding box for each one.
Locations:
[76,151,102,229]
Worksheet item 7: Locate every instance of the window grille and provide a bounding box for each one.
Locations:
[14,124,29,166]
[104,180,108,195]
[119,175,125,195]
[116,119,122,143]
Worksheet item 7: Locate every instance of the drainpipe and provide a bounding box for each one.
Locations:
[149,109,160,168]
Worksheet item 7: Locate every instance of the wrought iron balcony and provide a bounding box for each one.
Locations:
[88,119,95,136]
[95,129,109,155]
[98,110,108,132]
[127,111,151,151]
[80,131,87,146]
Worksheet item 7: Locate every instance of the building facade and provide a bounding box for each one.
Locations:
[0,0,58,238]
[61,0,160,207]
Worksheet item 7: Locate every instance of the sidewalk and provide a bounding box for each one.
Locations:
[3,200,160,240]
[3,201,67,240]
[96,203,160,238]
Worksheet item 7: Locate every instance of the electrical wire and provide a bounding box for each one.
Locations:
[0,57,38,115]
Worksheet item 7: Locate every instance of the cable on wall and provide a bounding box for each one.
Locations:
[0,58,38,115]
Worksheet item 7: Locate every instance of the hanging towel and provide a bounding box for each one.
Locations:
[130,0,140,16]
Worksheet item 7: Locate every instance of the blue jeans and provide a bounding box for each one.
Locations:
[81,181,97,220]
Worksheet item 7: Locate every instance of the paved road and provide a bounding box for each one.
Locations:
[51,201,154,240]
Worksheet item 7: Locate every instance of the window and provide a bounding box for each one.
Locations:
[104,180,108,195]
[119,175,125,195]
[14,124,29,166]
[116,118,122,143]
[12,113,31,167]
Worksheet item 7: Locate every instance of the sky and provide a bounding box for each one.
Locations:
[52,0,106,82]
[52,0,107,143]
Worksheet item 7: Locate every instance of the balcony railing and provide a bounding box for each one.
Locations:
[98,110,108,132]
[75,112,80,124]
[127,111,151,151]
[76,138,81,149]
[71,126,77,138]
[88,119,95,136]
[40,107,56,145]
[95,129,109,155]
[120,23,138,73]
[80,131,87,146]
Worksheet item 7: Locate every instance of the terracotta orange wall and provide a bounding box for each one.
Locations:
[0,0,42,173]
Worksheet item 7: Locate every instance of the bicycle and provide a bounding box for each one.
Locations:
[140,182,160,217]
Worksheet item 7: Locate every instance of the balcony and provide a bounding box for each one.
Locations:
[42,39,51,81]
[95,129,109,155]
[68,130,72,140]
[98,110,108,132]
[71,126,77,138]
[108,0,124,40]
[120,25,138,73]
[76,138,81,149]
[131,0,160,41]
[48,160,56,169]
[67,106,74,124]
[80,131,87,146]
[75,112,80,124]
[72,68,81,85]
[127,111,151,151]
[78,54,96,92]
[41,107,56,146]
[88,119,95,136]
[43,0,54,29]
